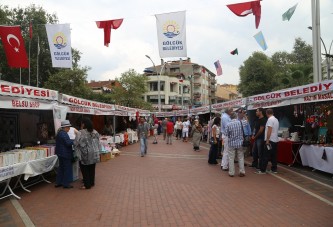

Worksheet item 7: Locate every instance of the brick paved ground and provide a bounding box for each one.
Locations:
[1,135,333,226]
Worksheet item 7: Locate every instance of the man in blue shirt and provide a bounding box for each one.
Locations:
[220,108,233,171]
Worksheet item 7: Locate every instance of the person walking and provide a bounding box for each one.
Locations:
[208,117,220,164]
[191,119,203,151]
[225,112,246,177]
[175,117,183,140]
[75,118,101,189]
[221,108,233,171]
[55,120,74,189]
[166,118,174,145]
[182,118,190,142]
[137,117,150,157]
[250,108,267,170]
[257,108,280,174]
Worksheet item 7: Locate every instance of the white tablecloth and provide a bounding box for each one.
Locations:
[299,145,333,174]
[0,155,58,182]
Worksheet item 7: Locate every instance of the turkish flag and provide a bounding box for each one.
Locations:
[227,0,261,29]
[0,26,29,68]
[96,19,123,47]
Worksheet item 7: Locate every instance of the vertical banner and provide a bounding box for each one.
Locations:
[155,11,187,58]
[53,105,68,134]
[45,24,72,68]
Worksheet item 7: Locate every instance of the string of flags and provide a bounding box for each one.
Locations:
[0,1,299,77]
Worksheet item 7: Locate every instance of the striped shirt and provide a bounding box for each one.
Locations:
[226,119,243,148]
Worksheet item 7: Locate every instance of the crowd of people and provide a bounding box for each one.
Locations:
[136,107,280,178]
[54,107,279,189]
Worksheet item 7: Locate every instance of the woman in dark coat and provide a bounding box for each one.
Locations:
[55,120,74,189]
[208,117,221,165]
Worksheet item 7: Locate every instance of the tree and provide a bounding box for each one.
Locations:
[110,69,152,110]
[44,68,93,98]
[271,38,313,90]
[238,52,276,97]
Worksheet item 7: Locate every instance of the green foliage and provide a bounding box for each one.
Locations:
[238,52,276,97]
[110,69,152,110]
[44,68,92,98]
[238,38,313,96]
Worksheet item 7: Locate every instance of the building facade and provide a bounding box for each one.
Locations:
[143,58,217,111]
[215,84,240,102]
[86,80,121,94]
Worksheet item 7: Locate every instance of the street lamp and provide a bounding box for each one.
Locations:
[145,55,161,113]
[308,26,333,80]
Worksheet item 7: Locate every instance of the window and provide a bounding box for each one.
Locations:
[150,82,165,91]
[170,67,180,73]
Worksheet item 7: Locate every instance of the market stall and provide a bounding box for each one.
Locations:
[0,80,59,199]
[247,80,333,172]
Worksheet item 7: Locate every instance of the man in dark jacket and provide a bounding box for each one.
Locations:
[55,120,74,189]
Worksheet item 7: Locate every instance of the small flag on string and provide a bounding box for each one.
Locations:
[96,19,123,47]
[226,0,261,29]
[282,3,298,21]
[230,48,238,55]
[253,31,267,51]
[214,60,222,76]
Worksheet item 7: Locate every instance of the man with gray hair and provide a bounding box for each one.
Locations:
[221,108,233,171]
[225,112,246,177]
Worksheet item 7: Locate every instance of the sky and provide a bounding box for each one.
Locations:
[1,0,333,85]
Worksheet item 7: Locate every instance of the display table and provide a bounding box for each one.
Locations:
[277,140,303,165]
[0,155,58,200]
[299,145,333,174]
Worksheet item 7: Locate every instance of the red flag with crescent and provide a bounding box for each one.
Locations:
[96,19,123,47]
[0,26,29,68]
[227,0,261,29]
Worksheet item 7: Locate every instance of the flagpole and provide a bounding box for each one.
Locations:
[36,35,39,87]
[28,35,31,86]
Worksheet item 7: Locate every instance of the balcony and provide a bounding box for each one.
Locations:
[193,82,201,87]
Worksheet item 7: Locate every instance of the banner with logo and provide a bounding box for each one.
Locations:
[155,11,187,58]
[45,24,72,68]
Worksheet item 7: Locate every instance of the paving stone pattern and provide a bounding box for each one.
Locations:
[1,135,333,226]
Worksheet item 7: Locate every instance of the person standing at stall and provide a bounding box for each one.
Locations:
[137,117,150,157]
[260,108,280,174]
[175,117,183,140]
[55,120,74,189]
[250,108,267,170]
[221,108,233,171]
[74,118,101,189]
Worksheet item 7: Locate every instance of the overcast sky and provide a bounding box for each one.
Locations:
[2,0,333,85]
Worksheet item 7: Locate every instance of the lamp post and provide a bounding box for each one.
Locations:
[145,55,161,113]
[308,26,333,80]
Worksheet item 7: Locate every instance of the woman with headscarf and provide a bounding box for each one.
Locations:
[208,117,221,165]
[74,118,101,189]
[191,119,203,151]
[55,120,74,189]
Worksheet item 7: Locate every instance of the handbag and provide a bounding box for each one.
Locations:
[210,137,217,145]
[240,120,251,147]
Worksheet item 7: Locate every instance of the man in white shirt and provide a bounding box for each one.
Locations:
[257,108,279,174]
